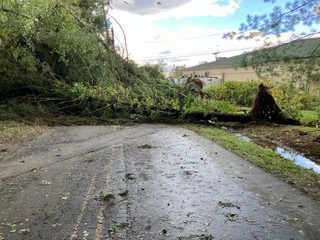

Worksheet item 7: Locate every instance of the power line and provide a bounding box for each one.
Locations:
[136,35,320,62]
[136,46,263,62]
[142,32,227,43]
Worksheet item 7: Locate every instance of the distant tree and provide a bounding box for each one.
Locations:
[141,64,166,80]
[231,0,320,90]
[170,65,186,79]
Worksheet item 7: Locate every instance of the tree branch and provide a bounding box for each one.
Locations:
[0,7,29,18]
[62,6,115,53]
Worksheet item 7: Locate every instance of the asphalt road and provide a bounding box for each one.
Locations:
[0,125,319,240]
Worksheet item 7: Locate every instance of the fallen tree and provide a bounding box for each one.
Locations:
[184,112,299,125]
[185,83,299,125]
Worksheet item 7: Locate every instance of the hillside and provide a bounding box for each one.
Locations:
[186,37,320,71]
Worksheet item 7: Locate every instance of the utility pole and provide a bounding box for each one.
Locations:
[212,52,220,61]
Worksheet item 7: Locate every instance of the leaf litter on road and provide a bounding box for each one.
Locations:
[218,201,240,209]
[125,173,136,180]
[100,192,115,202]
[137,144,154,149]
[118,190,129,197]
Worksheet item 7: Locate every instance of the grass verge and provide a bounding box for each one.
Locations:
[300,110,319,126]
[186,124,320,201]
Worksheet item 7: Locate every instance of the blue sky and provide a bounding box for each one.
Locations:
[154,1,276,30]
[110,0,319,67]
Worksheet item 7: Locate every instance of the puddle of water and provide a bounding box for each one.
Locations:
[276,147,320,174]
[232,132,320,174]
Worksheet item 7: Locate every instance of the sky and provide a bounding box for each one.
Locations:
[109,0,317,68]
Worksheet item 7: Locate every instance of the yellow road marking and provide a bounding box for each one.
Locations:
[69,172,97,240]
[95,148,115,240]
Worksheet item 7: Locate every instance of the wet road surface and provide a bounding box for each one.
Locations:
[0,124,319,240]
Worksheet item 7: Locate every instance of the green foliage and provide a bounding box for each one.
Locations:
[299,111,319,126]
[269,82,302,120]
[235,0,320,88]
[0,0,126,99]
[239,0,319,38]
[297,93,320,111]
[140,64,166,81]
[316,107,320,125]
[169,65,186,79]
[0,1,201,121]
[2,1,282,122]
[204,81,260,107]
[204,80,320,123]
[0,102,50,120]
[183,95,236,114]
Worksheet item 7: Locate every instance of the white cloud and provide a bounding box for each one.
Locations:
[109,0,296,68]
[160,0,240,18]
[111,0,240,17]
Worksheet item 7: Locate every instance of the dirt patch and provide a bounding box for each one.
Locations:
[233,124,320,164]
[0,121,48,161]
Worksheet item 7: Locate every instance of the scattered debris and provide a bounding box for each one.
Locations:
[138,144,154,149]
[18,228,30,234]
[108,227,116,234]
[183,170,193,176]
[225,213,238,222]
[52,223,62,228]
[8,224,17,233]
[100,192,115,202]
[116,223,129,229]
[82,230,90,238]
[118,190,129,197]
[41,180,52,186]
[84,158,94,163]
[218,201,240,209]
[61,192,71,201]
[125,173,136,180]
[199,234,214,240]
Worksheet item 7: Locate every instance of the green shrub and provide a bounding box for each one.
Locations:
[0,102,50,120]
[316,106,320,125]
[269,82,302,119]
[298,93,320,111]
[299,110,319,126]
[182,95,236,114]
[204,81,260,107]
